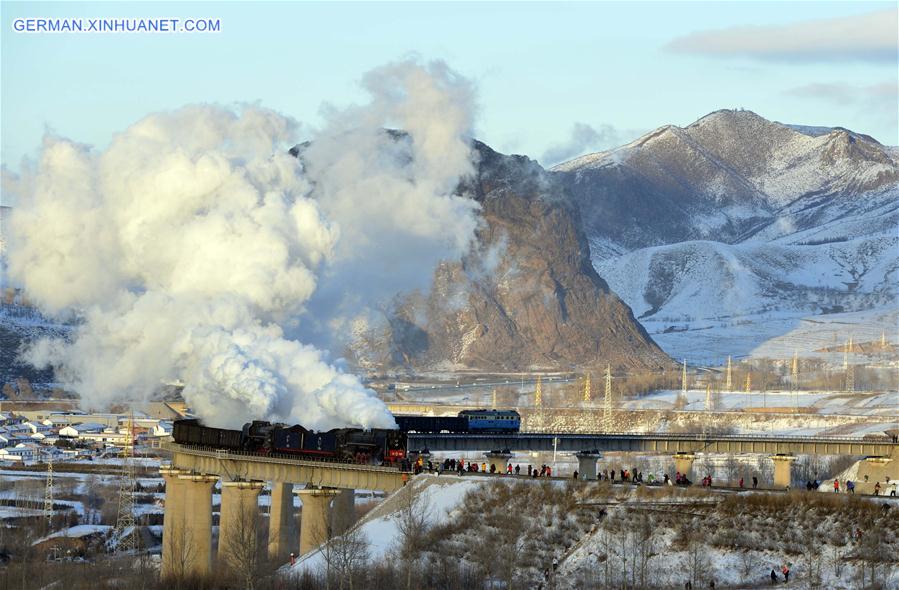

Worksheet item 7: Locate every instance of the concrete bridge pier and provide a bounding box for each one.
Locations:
[178,474,218,577]
[485,451,512,474]
[575,451,602,480]
[331,488,356,536]
[771,455,796,489]
[160,467,188,579]
[267,482,294,560]
[674,453,696,481]
[296,487,340,556]
[218,481,264,566]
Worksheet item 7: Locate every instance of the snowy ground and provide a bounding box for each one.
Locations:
[285,473,899,589]
[287,475,486,574]
[643,306,897,364]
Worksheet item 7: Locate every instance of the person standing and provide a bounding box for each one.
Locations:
[834,479,840,493]
[770,569,778,584]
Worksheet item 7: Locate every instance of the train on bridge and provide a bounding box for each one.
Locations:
[172,409,520,464]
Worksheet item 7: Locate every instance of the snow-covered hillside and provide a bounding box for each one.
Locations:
[554,110,899,361]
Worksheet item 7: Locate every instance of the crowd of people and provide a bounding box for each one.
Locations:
[829,476,896,495]
[400,455,897,497]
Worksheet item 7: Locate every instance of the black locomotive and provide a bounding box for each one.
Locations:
[172,419,407,464]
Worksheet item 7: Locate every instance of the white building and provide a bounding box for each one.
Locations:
[0,442,40,462]
[151,421,173,437]
[59,423,106,438]
[22,420,53,434]
[0,431,31,448]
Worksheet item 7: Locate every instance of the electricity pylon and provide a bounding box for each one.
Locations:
[791,351,800,412]
[845,337,855,393]
[681,359,688,395]
[725,356,733,392]
[602,365,613,432]
[583,373,591,403]
[114,412,137,553]
[491,389,497,410]
[43,451,54,529]
[744,371,751,395]
[534,376,543,409]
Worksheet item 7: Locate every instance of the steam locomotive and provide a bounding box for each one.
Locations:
[172,419,407,464]
[171,409,520,464]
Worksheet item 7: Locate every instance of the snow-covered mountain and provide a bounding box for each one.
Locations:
[553,110,899,360]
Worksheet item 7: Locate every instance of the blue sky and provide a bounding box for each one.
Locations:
[2,1,896,172]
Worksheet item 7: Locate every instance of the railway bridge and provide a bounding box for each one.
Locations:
[407,431,899,492]
[158,441,405,579]
[158,433,897,578]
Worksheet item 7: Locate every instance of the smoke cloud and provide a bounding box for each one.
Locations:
[6,59,480,430]
[541,122,626,167]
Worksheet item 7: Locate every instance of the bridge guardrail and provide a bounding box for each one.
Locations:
[406,432,898,443]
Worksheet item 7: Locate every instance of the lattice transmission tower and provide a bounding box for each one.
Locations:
[534,376,543,409]
[583,373,591,403]
[677,359,688,408]
[844,337,855,393]
[114,413,138,553]
[725,356,733,392]
[43,451,54,529]
[602,365,613,432]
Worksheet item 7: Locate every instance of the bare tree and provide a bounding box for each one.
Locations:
[827,544,846,581]
[393,481,431,590]
[738,549,758,581]
[319,524,370,590]
[683,533,712,588]
[163,519,196,585]
[222,499,264,590]
[629,514,658,588]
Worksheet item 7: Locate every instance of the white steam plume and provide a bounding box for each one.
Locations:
[6,59,480,429]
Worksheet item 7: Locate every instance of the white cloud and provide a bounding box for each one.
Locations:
[666,9,898,63]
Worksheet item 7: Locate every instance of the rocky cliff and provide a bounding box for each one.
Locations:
[353,141,671,372]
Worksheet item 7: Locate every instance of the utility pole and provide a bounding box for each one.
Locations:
[114,412,137,553]
[583,372,591,403]
[603,365,613,432]
[677,359,688,408]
